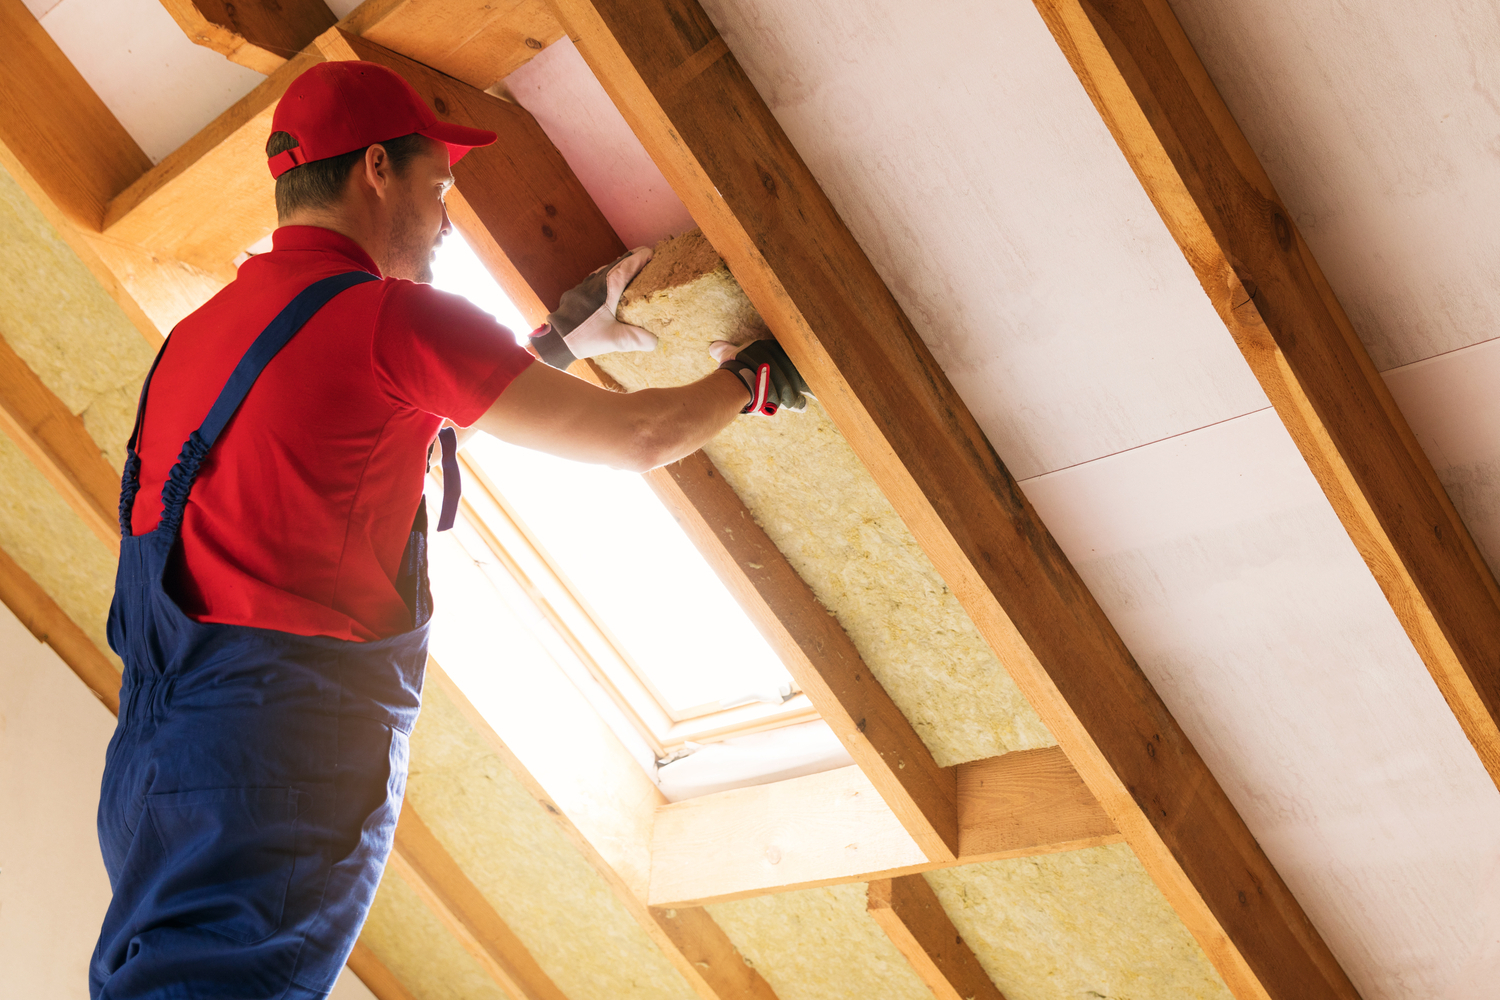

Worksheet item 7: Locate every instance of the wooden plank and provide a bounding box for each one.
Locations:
[1030,0,1500,799]
[159,0,337,74]
[867,875,1006,1000]
[0,335,122,551]
[0,542,120,713]
[647,748,1119,908]
[546,3,1356,998]
[103,47,323,272]
[391,805,571,1000]
[0,0,152,230]
[428,663,777,1000]
[316,28,624,311]
[349,0,562,90]
[649,906,779,1000]
[346,942,420,1000]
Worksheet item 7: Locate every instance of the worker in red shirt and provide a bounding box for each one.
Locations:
[91,60,809,1000]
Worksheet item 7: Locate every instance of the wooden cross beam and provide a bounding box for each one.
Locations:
[159,0,337,74]
[543,2,1359,998]
[867,875,1006,1000]
[1029,0,1500,799]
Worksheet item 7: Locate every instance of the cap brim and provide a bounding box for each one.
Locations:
[420,121,497,166]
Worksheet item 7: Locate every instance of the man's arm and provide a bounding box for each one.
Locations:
[472,361,749,473]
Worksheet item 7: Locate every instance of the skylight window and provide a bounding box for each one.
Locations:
[429,231,801,738]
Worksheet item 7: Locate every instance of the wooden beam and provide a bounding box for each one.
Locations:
[428,663,777,1000]
[0,335,122,552]
[346,942,419,1000]
[103,47,322,273]
[344,0,563,90]
[0,0,152,230]
[867,875,1006,1000]
[0,542,119,713]
[316,28,625,311]
[647,747,1119,908]
[1031,0,1500,793]
[159,0,337,74]
[545,3,1357,999]
[389,806,571,1000]
[649,906,779,1000]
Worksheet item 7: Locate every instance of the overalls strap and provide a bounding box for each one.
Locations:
[120,271,380,538]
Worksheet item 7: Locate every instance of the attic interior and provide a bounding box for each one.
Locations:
[2,0,1499,999]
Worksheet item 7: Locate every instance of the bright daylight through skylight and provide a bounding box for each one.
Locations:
[428,232,796,717]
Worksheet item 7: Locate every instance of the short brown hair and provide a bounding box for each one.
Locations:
[266,131,432,217]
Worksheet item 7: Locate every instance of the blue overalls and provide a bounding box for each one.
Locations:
[93,272,458,999]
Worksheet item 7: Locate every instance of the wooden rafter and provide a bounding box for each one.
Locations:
[159,0,337,74]
[544,2,1357,998]
[0,542,120,713]
[648,748,1118,908]
[390,808,571,1000]
[346,942,420,1000]
[1030,0,1500,795]
[868,875,1006,1000]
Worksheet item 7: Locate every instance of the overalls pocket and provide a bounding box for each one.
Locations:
[144,786,306,945]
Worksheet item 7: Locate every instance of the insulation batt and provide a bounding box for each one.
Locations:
[601,229,1051,765]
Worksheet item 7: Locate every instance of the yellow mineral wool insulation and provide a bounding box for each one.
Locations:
[402,682,699,1000]
[704,882,933,1000]
[0,162,155,472]
[0,434,118,665]
[600,229,1052,765]
[360,862,513,1000]
[926,845,1233,1000]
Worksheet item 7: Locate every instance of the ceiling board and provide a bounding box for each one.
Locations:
[1021,407,1500,1000]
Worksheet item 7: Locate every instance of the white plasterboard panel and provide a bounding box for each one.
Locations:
[696,0,1269,480]
[35,0,263,163]
[0,602,115,998]
[504,37,696,250]
[1021,408,1500,1000]
[328,966,378,1000]
[1171,0,1500,372]
[1383,336,1500,579]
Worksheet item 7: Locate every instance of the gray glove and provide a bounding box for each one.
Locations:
[712,337,812,415]
[530,247,656,369]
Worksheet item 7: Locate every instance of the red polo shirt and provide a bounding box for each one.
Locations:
[129,226,534,641]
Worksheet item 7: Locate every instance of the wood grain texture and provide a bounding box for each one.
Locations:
[649,906,779,1000]
[391,806,571,1000]
[159,0,337,74]
[346,942,420,1000]
[1029,0,1500,803]
[353,0,562,89]
[648,748,1119,907]
[548,2,1353,998]
[0,542,119,714]
[319,28,624,312]
[0,0,152,230]
[867,875,1006,1000]
[0,335,123,551]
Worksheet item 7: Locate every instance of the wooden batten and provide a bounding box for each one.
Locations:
[649,906,780,1000]
[160,0,337,75]
[1030,0,1500,810]
[346,942,420,1000]
[545,2,1356,998]
[0,543,120,713]
[647,747,1120,908]
[867,875,1006,1000]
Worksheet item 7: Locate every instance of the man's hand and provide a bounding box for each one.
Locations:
[710,332,813,415]
[530,247,656,369]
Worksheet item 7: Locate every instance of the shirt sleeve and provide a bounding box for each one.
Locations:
[370,279,535,426]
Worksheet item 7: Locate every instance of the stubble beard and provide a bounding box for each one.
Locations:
[388,198,440,283]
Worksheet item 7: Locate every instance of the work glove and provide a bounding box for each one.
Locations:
[530,247,656,369]
[711,333,812,415]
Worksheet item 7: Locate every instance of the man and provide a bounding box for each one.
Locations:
[92,60,808,999]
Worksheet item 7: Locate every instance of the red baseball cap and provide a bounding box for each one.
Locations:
[268,60,496,178]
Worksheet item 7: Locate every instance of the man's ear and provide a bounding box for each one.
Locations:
[359,143,393,200]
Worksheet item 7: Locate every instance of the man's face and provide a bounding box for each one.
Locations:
[385,140,454,283]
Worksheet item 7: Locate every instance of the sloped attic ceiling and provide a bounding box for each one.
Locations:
[2,1,1499,1000]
